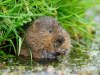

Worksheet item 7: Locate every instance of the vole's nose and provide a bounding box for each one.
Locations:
[57,36,65,45]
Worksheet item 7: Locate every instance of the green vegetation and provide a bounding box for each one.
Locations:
[0,0,100,65]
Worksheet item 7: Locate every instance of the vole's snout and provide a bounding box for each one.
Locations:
[53,36,65,48]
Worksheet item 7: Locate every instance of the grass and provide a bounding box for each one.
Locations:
[0,0,100,65]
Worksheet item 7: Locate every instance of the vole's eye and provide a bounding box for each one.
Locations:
[49,29,53,33]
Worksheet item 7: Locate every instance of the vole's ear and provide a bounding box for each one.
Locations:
[34,19,41,26]
[32,23,37,31]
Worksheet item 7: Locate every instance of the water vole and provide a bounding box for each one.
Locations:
[20,16,71,60]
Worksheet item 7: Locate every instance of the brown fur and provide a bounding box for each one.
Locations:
[20,16,71,60]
